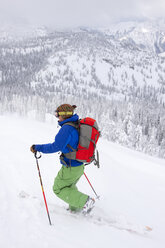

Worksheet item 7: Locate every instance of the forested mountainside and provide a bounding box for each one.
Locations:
[0,20,165,158]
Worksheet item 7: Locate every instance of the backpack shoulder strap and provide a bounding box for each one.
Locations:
[60,120,79,167]
[62,121,79,130]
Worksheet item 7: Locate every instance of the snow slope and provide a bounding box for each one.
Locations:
[0,115,165,248]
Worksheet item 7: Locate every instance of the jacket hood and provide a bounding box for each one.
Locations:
[58,114,79,127]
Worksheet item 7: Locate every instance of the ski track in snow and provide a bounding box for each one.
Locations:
[0,115,165,248]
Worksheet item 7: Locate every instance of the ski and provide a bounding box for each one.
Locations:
[19,191,153,236]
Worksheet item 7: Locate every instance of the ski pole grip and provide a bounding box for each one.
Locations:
[34,152,42,159]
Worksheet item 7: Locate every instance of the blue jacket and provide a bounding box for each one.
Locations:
[35,114,82,167]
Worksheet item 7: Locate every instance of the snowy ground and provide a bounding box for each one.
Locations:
[0,114,165,248]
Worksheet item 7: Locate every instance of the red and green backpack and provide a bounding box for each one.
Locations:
[61,117,100,168]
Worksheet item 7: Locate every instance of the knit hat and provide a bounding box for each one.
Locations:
[55,104,77,119]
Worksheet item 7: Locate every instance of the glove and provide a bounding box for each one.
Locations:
[30,145,37,153]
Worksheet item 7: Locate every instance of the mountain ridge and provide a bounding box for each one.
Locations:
[0,19,165,158]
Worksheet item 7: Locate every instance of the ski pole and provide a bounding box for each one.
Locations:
[84,172,100,199]
[34,152,52,225]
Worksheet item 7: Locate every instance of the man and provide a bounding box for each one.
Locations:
[30,104,95,213]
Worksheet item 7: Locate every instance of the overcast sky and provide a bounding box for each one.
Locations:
[0,0,165,28]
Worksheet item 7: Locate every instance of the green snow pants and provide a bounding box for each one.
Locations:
[53,164,88,211]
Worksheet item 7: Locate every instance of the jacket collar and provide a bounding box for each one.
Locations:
[58,114,79,127]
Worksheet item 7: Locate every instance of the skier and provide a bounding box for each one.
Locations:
[30,104,95,213]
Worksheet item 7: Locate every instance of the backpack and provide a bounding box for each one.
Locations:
[60,117,100,168]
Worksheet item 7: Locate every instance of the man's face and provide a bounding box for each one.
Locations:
[58,116,64,122]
